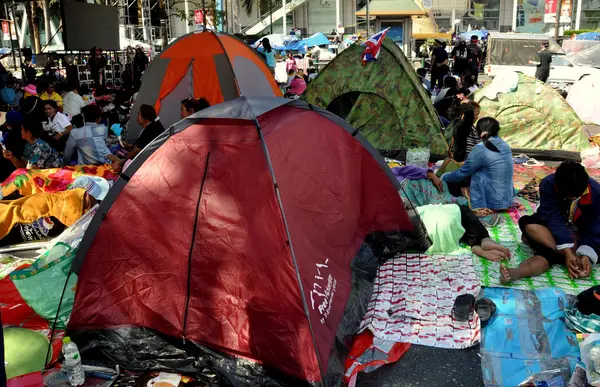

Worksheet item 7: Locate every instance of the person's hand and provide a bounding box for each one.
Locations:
[427,171,444,193]
[2,149,13,160]
[565,250,580,278]
[579,256,592,278]
[528,60,534,65]
[53,133,62,140]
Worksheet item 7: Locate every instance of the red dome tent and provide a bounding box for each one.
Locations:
[68,97,413,384]
[126,30,281,143]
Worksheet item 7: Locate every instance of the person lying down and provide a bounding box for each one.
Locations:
[417,203,510,261]
[501,161,600,283]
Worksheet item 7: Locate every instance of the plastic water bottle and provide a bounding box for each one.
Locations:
[62,337,85,386]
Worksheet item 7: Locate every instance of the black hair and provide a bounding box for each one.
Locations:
[139,104,158,122]
[82,104,102,122]
[65,82,80,92]
[288,68,295,75]
[477,117,501,152]
[22,117,44,138]
[462,70,476,88]
[181,98,211,114]
[453,100,480,137]
[542,42,549,48]
[416,68,427,79]
[262,38,272,53]
[71,114,84,128]
[43,99,59,111]
[555,161,590,198]
[471,35,479,41]
[444,76,458,90]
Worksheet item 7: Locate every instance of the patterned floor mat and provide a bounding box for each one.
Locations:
[472,207,600,295]
[359,253,481,349]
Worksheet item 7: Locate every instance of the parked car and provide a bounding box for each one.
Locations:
[485,32,600,90]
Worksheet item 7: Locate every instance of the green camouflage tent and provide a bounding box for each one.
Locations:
[301,38,448,157]
[472,73,589,155]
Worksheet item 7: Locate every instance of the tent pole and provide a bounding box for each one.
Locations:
[366,0,370,36]
[252,118,326,381]
[269,0,273,34]
[554,0,562,40]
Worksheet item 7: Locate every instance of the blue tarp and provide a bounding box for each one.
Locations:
[273,32,331,53]
[480,288,580,387]
[576,32,600,41]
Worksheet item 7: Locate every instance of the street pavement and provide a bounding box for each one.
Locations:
[357,344,484,387]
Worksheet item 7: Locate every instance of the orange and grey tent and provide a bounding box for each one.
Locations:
[126,30,281,143]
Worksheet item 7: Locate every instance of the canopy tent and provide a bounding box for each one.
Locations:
[67,97,414,385]
[302,37,447,157]
[459,30,489,41]
[567,73,600,126]
[252,33,298,48]
[126,30,280,143]
[472,73,588,156]
[273,32,331,53]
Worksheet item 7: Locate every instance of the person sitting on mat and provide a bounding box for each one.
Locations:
[501,161,600,283]
[442,117,514,211]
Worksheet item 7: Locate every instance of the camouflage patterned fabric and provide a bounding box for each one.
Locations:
[472,73,589,152]
[301,38,448,155]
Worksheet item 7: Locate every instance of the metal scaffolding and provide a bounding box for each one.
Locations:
[109,0,171,47]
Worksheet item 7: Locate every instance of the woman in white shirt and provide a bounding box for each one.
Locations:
[43,100,73,151]
[62,84,85,118]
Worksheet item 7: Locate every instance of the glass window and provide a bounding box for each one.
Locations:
[551,55,572,66]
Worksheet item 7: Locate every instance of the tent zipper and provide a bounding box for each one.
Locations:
[182,151,211,344]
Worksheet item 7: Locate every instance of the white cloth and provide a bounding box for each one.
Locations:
[43,112,71,134]
[62,91,85,118]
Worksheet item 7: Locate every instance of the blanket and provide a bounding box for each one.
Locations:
[480,287,580,387]
[359,253,481,349]
[0,189,86,240]
[472,208,600,295]
[1,165,118,198]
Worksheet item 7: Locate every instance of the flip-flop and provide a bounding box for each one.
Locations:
[524,158,545,167]
[452,294,475,322]
[475,298,497,327]
[513,154,530,164]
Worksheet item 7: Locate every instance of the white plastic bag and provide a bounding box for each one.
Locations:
[579,333,600,386]
[582,148,600,169]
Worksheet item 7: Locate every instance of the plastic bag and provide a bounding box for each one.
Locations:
[10,242,78,328]
[579,333,600,386]
[582,148,600,169]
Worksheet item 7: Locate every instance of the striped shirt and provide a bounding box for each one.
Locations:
[465,126,480,158]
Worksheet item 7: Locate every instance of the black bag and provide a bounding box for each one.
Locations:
[577,285,600,315]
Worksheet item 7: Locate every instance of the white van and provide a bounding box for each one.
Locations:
[485,33,600,90]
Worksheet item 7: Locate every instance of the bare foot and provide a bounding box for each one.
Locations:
[478,249,505,262]
[500,263,519,284]
[481,238,511,258]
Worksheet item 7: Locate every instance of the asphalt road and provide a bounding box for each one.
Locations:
[357,344,484,387]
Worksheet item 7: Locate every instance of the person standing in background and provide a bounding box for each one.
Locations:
[451,40,470,76]
[429,40,449,92]
[88,46,107,90]
[256,38,276,75]
[529,42,551,83]
[466,35,482,83]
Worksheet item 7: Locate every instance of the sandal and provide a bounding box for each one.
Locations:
[513,154,530,164]
[452,294,475,322]
[524,158,545,167]
[475,298,497,327]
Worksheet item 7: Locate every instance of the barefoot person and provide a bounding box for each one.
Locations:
[501,161,600,283]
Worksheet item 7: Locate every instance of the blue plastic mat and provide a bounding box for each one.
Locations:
[480,287,581,387]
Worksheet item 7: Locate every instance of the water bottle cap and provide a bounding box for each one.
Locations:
[63,336,71,344]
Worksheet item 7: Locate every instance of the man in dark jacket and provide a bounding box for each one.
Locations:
[501,161,600,283]
[466,35,482,83]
